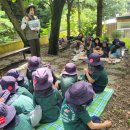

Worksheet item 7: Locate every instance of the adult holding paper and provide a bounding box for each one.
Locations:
[21,4,41,57]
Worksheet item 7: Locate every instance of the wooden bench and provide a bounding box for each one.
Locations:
[0,47,30,60]
[0,47,30,76]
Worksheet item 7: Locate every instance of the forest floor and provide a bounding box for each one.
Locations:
[0,44,130,130]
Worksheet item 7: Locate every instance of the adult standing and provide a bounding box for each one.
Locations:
[21,4,41,57]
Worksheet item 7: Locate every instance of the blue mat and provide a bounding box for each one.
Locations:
[37,87,114,130]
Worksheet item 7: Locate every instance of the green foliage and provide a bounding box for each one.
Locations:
[100,35,110,42]
[122,38,130,48]
[111,30,122,39]
[103,0,129,19]
[24,0,41,7]
[68,0,97,36]
[81,0,97,10]
[1,0,130,45]
[0,36,12,43]
[60,13,67,31]
[40,27,49,35]
[127,119,130,124]
[81,8,96,36]
[60,7,78,35]
[37,1,51,28]
[0,11,5,18]
[11,0,16,3]
[37,8,51,28]
[0,11,16,43]
[60,0,97,37]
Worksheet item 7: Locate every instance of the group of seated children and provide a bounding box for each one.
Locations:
[72,36,125,60]
[59,33,84,50]
[0,55,112,130]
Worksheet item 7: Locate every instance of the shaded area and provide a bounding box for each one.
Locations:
[0,44,130,129]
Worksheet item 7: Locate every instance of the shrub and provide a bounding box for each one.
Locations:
[111,30,122,39]
[122,38,130,49]
[40,28,49,36]
[0,11,16,44]
[100,35,110,42]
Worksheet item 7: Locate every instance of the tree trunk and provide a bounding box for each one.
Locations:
[96,0,103,37]
[77,0,81,33]
[48,0,66,55]
[67,0,74,37]
[0,0,27,44]
[67,7,71,37]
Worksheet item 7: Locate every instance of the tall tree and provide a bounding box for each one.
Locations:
[77,0,81,33]
[0,0,27,44]
[96,0,103,37]
[66,0,74,36]
[48,0,66,55]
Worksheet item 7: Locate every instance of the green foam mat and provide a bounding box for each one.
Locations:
[36,87,114,130]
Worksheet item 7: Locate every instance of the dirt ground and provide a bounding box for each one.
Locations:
[1,44,130,130]
[41,45,130,130]
[103,55,130,130]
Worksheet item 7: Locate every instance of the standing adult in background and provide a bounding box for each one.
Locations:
[21,4,41,57]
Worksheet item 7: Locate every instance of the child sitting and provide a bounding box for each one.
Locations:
[33,67,62,123]
[109,41,122,58]
[84,36,94,57]
[93,46,103,56]
[58,38,68,49]
[93,37,102,48]
[26,56,57,92]
[84,53,108,93]
[71,41,85,61]
[26,56,42,93]
[0,90,10,103]
[42,63,58,85]
[0,76,42,127]
[1,75,32,99]
[74,33,84,42]
[0,102,33,130]
[110,38,120,48]
[101,41,110,58]
[6,69,30,90]
[61,81,112,130]
[55,63,78,98]
[0,76,34,114]
[70,41,84,54]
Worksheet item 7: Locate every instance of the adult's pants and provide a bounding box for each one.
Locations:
[28,39,41,57]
